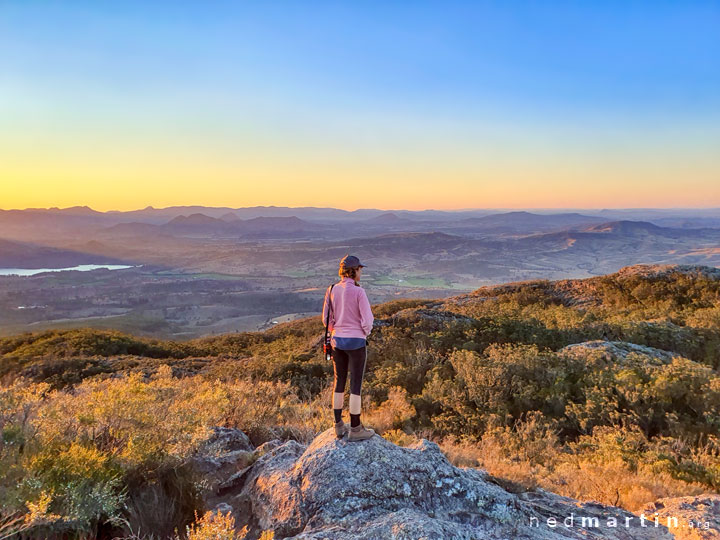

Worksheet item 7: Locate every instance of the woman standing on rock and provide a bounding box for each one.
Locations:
[322,254,375,442]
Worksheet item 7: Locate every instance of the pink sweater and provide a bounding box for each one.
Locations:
[322,276,374,338]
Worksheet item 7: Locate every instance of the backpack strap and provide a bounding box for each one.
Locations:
[324,283,336,344]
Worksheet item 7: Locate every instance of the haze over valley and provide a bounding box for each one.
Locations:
[2,205,719,339]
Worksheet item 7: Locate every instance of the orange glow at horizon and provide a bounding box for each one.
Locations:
[3,156,719,212]
[2,106,719,212]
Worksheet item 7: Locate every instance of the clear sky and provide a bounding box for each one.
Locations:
[1,1,719,211]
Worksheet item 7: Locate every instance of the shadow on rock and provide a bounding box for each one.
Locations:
[196,427,674,539]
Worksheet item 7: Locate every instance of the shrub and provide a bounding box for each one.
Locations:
[184,510,236,540]
[364,387,416,434]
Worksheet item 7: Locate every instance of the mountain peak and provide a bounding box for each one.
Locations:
[583,220,662,234]
[245,215,305,224]
[219,212,241,222]
[166,213,221,225]
[41,205,102,215]
[368,212,405,223]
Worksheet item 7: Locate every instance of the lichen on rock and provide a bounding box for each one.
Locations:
[201,427,674,539]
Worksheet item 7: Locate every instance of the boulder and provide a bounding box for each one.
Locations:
[560,340,679,365]
[210,428,673,539]
[192,427,256,490]
[641,495,720,539]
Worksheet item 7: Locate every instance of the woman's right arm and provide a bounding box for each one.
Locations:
[322,286,333,329]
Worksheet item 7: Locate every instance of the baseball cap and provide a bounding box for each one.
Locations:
[339,254,365,268]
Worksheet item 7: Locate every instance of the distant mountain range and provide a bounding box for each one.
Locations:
[1,205,719,279]
[103,213,324,238]
[3,204,719,226]
[2,205,718,243]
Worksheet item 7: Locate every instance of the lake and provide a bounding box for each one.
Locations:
[0,264,140,276]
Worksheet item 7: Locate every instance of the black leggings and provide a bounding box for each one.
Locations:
[332,346,367,395]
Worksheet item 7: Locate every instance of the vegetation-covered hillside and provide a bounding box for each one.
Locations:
[1,264,719,538]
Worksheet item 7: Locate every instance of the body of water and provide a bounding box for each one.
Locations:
[0,264,140,276]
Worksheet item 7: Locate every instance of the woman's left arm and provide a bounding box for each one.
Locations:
[358,289,374,336]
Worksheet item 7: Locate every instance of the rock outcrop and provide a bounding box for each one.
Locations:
[614,264,720,280]
[641,495,720,539]
[202,428,676,539]
[559,340,679,364]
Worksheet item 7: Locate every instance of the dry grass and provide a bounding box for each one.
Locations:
[363,386,416,434]
[436,419,710,512]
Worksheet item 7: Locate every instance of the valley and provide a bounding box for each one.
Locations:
[2,206,719,338]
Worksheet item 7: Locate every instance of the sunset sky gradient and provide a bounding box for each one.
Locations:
[1,1,719,211]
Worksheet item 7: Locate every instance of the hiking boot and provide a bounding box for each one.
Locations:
[334,420,349,439]
[348,423,375,442]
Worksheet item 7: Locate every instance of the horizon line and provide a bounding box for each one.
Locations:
[2,204,720,213]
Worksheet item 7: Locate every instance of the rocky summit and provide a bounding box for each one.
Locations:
[641,495,720,540]
[202,428,674,539]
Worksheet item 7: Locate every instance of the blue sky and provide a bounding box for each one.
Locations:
[1,1,719,210]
